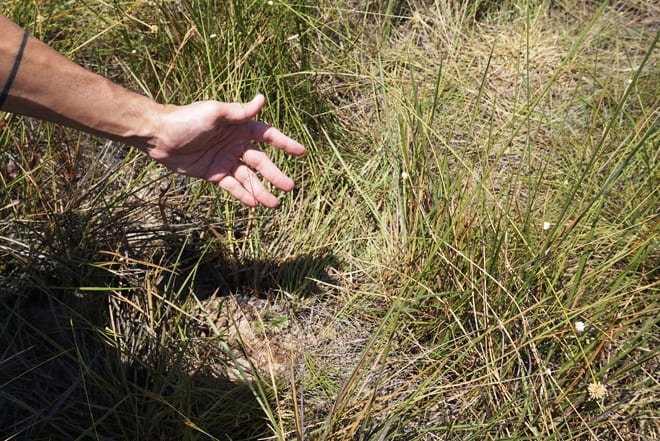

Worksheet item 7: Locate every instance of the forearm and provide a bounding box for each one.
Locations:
[1,14,304,207]
[0,14,161,151]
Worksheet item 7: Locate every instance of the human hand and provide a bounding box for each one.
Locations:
[0,14,303,207]
[146,94,305,208]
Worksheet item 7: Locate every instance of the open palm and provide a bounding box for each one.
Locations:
[148,94,305,208]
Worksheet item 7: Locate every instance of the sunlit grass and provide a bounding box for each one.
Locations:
[1,0,658,440]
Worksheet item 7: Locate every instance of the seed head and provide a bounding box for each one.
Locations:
[587,382,607,401]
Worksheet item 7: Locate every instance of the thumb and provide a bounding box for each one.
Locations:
[217,93,265,123]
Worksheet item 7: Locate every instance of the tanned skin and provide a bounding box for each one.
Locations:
[0,14,304,208]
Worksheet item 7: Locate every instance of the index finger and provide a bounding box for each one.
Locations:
[242,147,295,192]
[248,121,305,156]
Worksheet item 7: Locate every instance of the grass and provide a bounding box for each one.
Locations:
[1,0,658,440]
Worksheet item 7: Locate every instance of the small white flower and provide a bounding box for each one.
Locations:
[401,172,409,180]
[209,33,217,39]
[131,49,137,54]
[543,221,551,230]
[575,321,586,334]
[544,368,552,376]
[267,0,273,4]
[588,382,607,400]
[564,179,569,185]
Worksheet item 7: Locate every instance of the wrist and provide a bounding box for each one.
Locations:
[125,98,169,153]
[135,101,179,161]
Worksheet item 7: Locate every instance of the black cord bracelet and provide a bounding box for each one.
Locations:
[0,30,29,110]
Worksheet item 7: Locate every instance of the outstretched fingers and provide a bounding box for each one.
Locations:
[248,121,306,156]
[217,161,282,208]
[233,162,280,207]
[217,175,259,207]
[218,96,305,158]
[208,95,304,207]
[242,147,294,192]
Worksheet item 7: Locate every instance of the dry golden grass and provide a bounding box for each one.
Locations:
[1,1,658,440]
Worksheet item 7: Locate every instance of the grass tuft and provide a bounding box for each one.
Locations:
[1,1,658,440]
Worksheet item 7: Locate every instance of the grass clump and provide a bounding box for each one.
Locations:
[1,0,658,440]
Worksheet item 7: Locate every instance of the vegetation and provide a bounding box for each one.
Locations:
[1,0,657,439]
